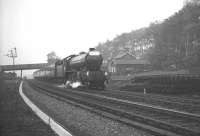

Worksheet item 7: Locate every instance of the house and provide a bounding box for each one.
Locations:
[108,52,151,76]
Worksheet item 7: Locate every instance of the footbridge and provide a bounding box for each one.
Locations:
[0,63,48,77]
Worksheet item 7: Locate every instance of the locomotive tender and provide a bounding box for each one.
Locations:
[33,48,107,89]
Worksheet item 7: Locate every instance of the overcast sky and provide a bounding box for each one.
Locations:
[0,0,184,75]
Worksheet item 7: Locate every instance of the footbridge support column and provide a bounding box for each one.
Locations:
[21,69,22,79]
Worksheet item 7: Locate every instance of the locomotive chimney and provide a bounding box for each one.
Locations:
[79,51,86,55]
[89,48,95,51]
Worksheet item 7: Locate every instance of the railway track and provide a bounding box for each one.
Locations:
[27,80,200,136]
[117,89,200,105]
[76,88,200,115]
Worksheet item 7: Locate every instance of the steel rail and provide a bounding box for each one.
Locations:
[115,89,200,104]
[28,80,200,136]
[77,88,200,115]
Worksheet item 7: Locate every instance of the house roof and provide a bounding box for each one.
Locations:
[113,59,150,65]
[114,52,135,59]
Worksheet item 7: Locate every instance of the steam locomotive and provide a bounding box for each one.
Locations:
[33,48,107,89]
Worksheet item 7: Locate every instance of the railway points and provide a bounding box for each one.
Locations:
[53,81,200,115]
[27,79,200,136]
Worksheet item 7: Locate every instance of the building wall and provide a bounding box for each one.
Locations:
[107,52,151,76]
[108,60,151,75]
[115,64,150,75]
[115,54,135,60]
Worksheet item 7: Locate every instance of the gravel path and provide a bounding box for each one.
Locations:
[23,82,154,136]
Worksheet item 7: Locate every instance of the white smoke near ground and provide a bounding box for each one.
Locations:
[71,82,82,88]
[65,81,82,89]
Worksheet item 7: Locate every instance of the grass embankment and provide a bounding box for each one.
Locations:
[0,79,57,136]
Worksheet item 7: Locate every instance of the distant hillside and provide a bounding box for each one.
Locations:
[96,0,200,70]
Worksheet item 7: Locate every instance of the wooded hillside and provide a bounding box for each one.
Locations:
[96,0,200,70]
